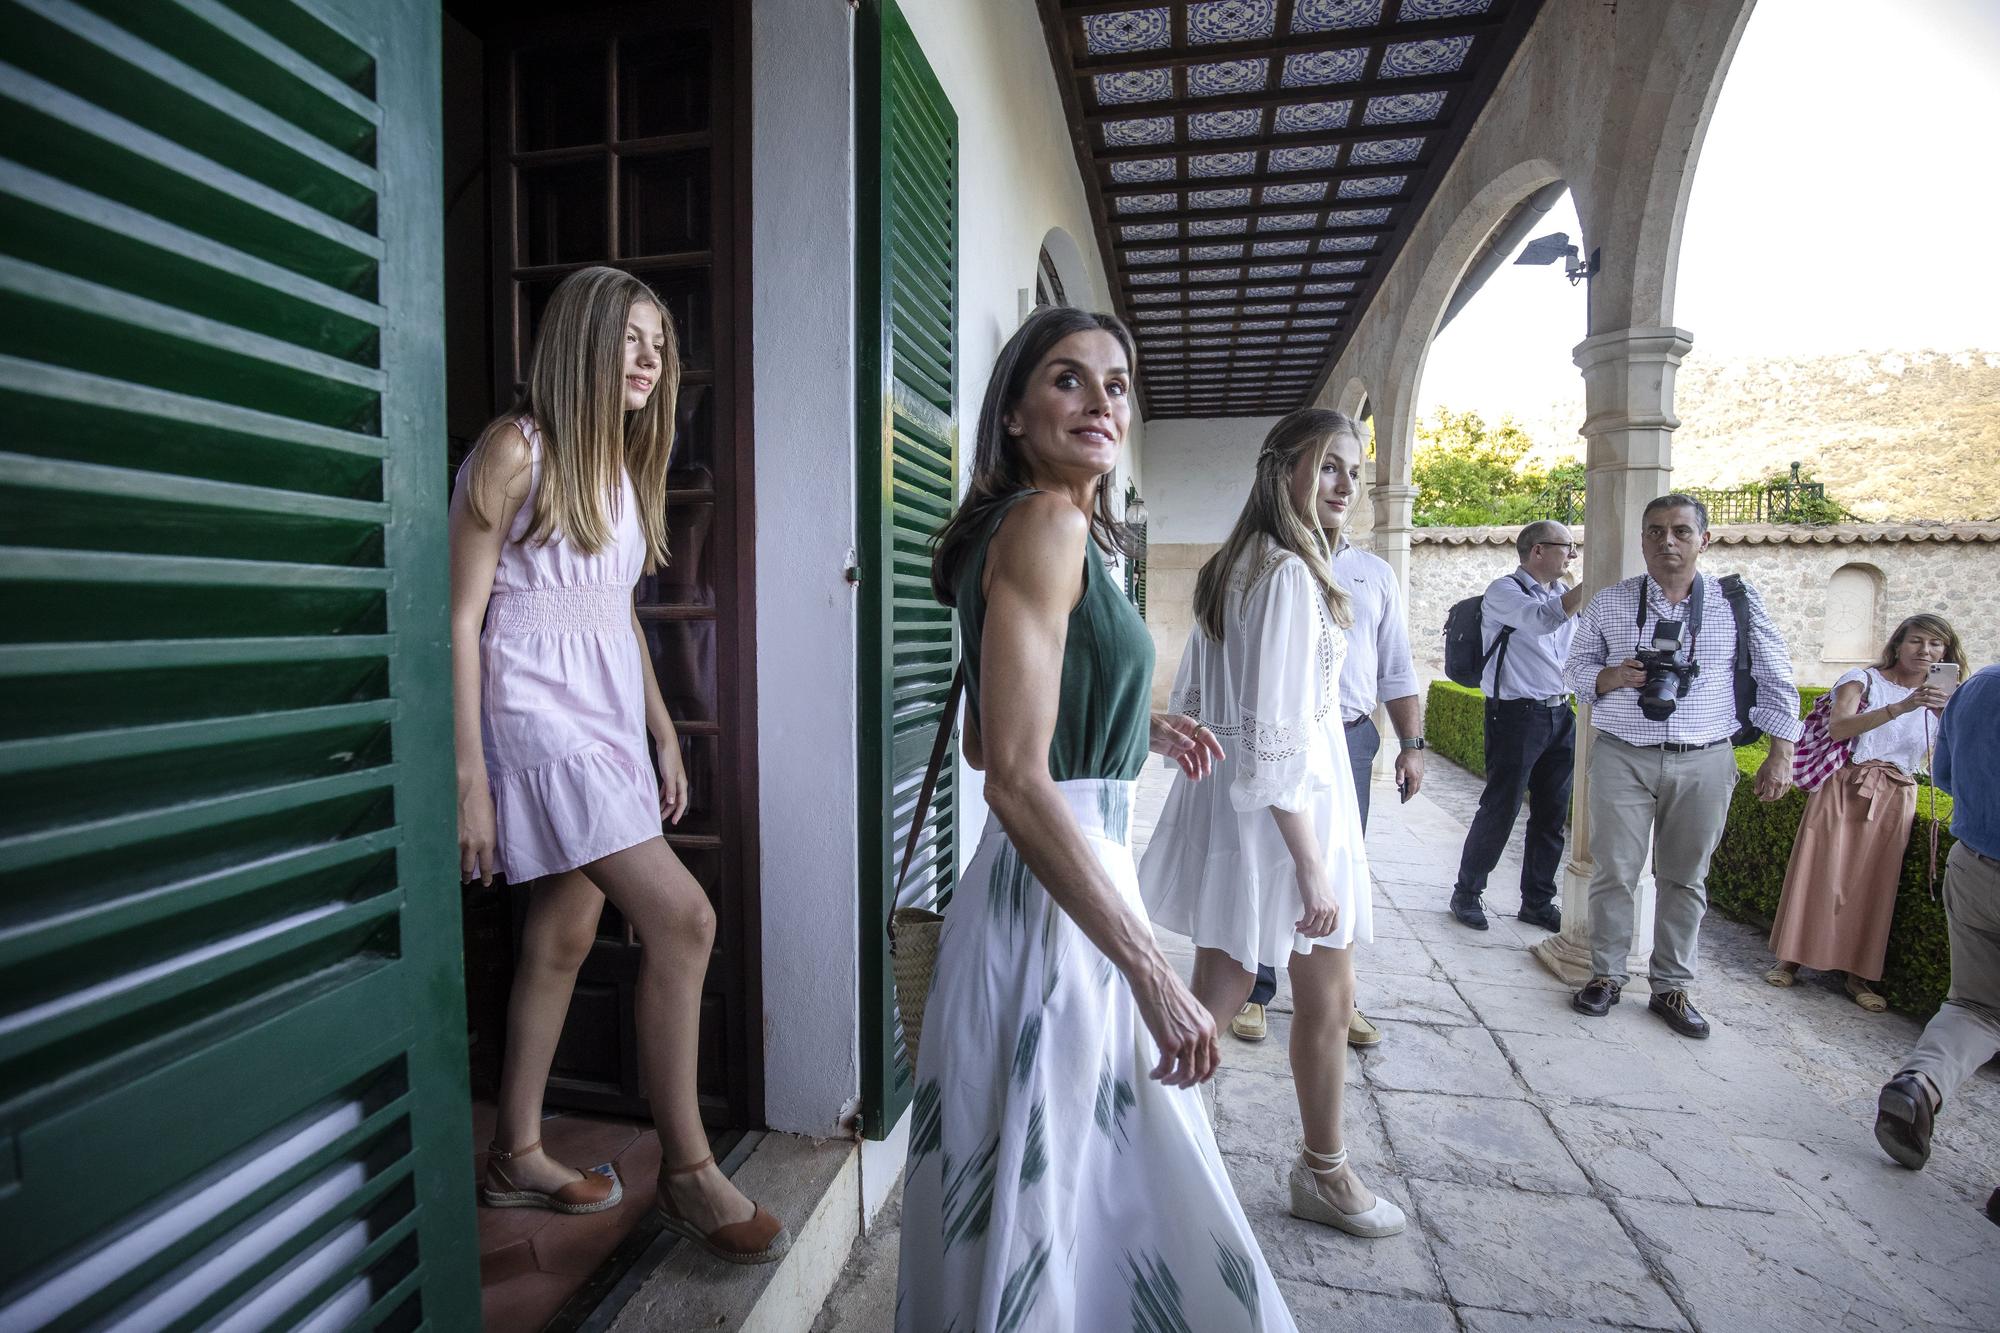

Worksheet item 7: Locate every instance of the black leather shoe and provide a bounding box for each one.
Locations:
[1572,976,1621,1016]
[1449,893,1489,930]
[1517,902,1562,932]
[1875,1072,1936,1170]
[1648,989,1710,1038]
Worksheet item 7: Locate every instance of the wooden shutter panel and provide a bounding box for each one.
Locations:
[0,0,476,1326]
[856,0,959,1142]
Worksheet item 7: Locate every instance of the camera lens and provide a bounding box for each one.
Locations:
[1638,669,1678,721]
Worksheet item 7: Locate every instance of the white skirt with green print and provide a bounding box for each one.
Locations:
[895,778,1296,1333]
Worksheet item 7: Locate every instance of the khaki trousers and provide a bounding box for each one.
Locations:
[1902,842,2000,1101]
[1586,734,1739,992]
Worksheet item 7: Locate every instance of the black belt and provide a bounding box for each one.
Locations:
[1493,694,1570,709]
[1626,737,1730,753]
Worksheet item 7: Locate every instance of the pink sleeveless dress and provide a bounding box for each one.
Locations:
[459,418,661,882]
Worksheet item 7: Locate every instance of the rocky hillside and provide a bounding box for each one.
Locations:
[1511,349,2000,521]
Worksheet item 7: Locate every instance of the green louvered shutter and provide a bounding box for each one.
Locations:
[0,0,477,1326]
[856,0,959,1142]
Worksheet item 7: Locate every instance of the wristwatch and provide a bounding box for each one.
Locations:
[1398,737,1427,752]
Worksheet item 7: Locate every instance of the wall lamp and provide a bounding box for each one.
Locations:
[1515,231,1599,285]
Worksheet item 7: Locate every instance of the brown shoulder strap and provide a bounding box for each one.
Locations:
[893,662,965,911]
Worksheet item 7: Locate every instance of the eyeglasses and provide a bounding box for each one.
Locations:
[1534,542,1579,554]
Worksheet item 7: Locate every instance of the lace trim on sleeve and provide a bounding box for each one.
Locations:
[1200,557,1341,763]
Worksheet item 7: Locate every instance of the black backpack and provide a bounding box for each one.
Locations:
[1442,572,1531,691]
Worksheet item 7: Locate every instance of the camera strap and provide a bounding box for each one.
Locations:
[1630,573,1704,650]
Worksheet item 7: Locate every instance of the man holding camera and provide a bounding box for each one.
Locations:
[1562,495,1801,1037]
[1449,520,1586,933]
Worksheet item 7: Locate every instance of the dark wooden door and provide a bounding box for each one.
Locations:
[485,4,758,1128]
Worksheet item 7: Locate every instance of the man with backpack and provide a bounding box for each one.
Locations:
[1562,494,1800,1038]
[1446,520,1586,932]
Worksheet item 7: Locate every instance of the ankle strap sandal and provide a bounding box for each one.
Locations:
[1288,1146,1407,1238]
[480,1139,623,1215]
[654,1155,793,1265]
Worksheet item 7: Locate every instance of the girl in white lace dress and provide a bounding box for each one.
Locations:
[1139,409,1406,1238]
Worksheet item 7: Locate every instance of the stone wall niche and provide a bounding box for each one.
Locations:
[1823,561,1885,665]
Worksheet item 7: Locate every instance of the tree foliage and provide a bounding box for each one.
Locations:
[1409,408,1579,527]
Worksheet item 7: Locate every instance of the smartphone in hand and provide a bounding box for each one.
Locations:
[1927,661,1960,699]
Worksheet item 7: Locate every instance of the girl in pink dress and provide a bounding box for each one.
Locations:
[450,266,786,1262]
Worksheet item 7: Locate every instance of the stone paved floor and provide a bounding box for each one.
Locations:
[816,759,2000,1332]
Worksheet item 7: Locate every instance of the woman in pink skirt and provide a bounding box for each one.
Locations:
[450,266,786,1262]
[1766,615,1964,1010]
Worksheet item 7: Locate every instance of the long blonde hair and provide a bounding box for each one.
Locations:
[467,266,678,572]
[1193,408,1358,640]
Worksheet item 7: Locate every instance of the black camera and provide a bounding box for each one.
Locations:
[1634,620,1699,720]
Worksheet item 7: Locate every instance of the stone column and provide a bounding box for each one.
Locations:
[1368,481,1419,778]
[1532,327,1692,986]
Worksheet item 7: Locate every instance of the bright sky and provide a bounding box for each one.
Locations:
[1413,0,2000,436]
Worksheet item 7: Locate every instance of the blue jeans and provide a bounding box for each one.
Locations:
[1247,717,1379,1007]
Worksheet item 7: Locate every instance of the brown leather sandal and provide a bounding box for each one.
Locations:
[480,1140,623,1214]
[655,1155,791,1265]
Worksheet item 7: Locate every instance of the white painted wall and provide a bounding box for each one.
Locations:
[1141,415,1280,546]
[751,0,860,1137]
[900,0,1139,867]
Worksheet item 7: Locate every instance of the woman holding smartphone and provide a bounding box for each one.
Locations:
[1766,614,1967,1009]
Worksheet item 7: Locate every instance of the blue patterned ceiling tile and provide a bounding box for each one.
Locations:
[1240,320,1286,330]
[1189,108,1263,139]
[1189,348,1231,356]
[1327,207,1391,226]
[1246,284,1294,296]
[1190,187,1253,209]
[1082,8,1172,54]
[1297,301,1347,312]
[1125,248,1180,265]
[1190,322,1234,332]
[1188,58,1270,98]
[1304,279,1358,291]
[1188,244,1245,260]
[1103,115,1176,146]
[1351,136,1425,165]
[1380,35,1473,78]
[1262,182,1329,205]
[1294,317,1341,327]
[1134,309,1180,321]
[1257,213,1320,231]
[1252,239,1311,256]
[1270,144,1339,172]
[1188,0,1277,43]
[1274,100,1353,133]
[1110,157,1177,184]
[1244,304,1289,314]
[1249,263,1304,277]
[1188,267,1240,281]
[1129,269,1183,284]
[1131,291,1179,304]
[1318,236,1372,252]
[1338,174,1407,199]
[1281,48,1369,87]
[1142,338,1185,348]
[1188,217,1249,235]
[1189,306,1236,317]
[1188,286,1235,299]
[1115,192,1178,213]
[1397,0,1493,19]
[1189,152,1257,177]
[1291,0,1385,31]
[1121,222,1179,240]
[1238,334,1282,344]
[1095,68,1175,105]
[1363,90,1448,124]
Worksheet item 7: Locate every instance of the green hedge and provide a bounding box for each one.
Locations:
[1424,679,1952,1017]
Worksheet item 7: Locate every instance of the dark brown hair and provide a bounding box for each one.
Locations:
[930,306,1137,606]
[1877,613,1968,674]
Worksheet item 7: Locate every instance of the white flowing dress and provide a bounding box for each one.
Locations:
[1139,545,1372,969]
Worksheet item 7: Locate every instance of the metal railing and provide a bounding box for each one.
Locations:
[1538,463,1835,526]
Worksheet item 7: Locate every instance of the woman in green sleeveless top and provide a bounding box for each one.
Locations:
[896,308,1298,1333]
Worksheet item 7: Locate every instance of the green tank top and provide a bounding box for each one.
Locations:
[955,490,1154,782]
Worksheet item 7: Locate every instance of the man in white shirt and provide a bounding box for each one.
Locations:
[1233,424,1427,1048]
[1450,520,1585,932]
[1563,494,1801,1038]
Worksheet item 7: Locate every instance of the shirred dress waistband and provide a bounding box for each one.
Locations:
[486,584,630,636]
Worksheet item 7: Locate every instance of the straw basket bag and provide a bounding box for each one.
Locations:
[887,664,963,1069]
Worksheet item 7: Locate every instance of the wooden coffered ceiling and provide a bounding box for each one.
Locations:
[1036,0,1544,419]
